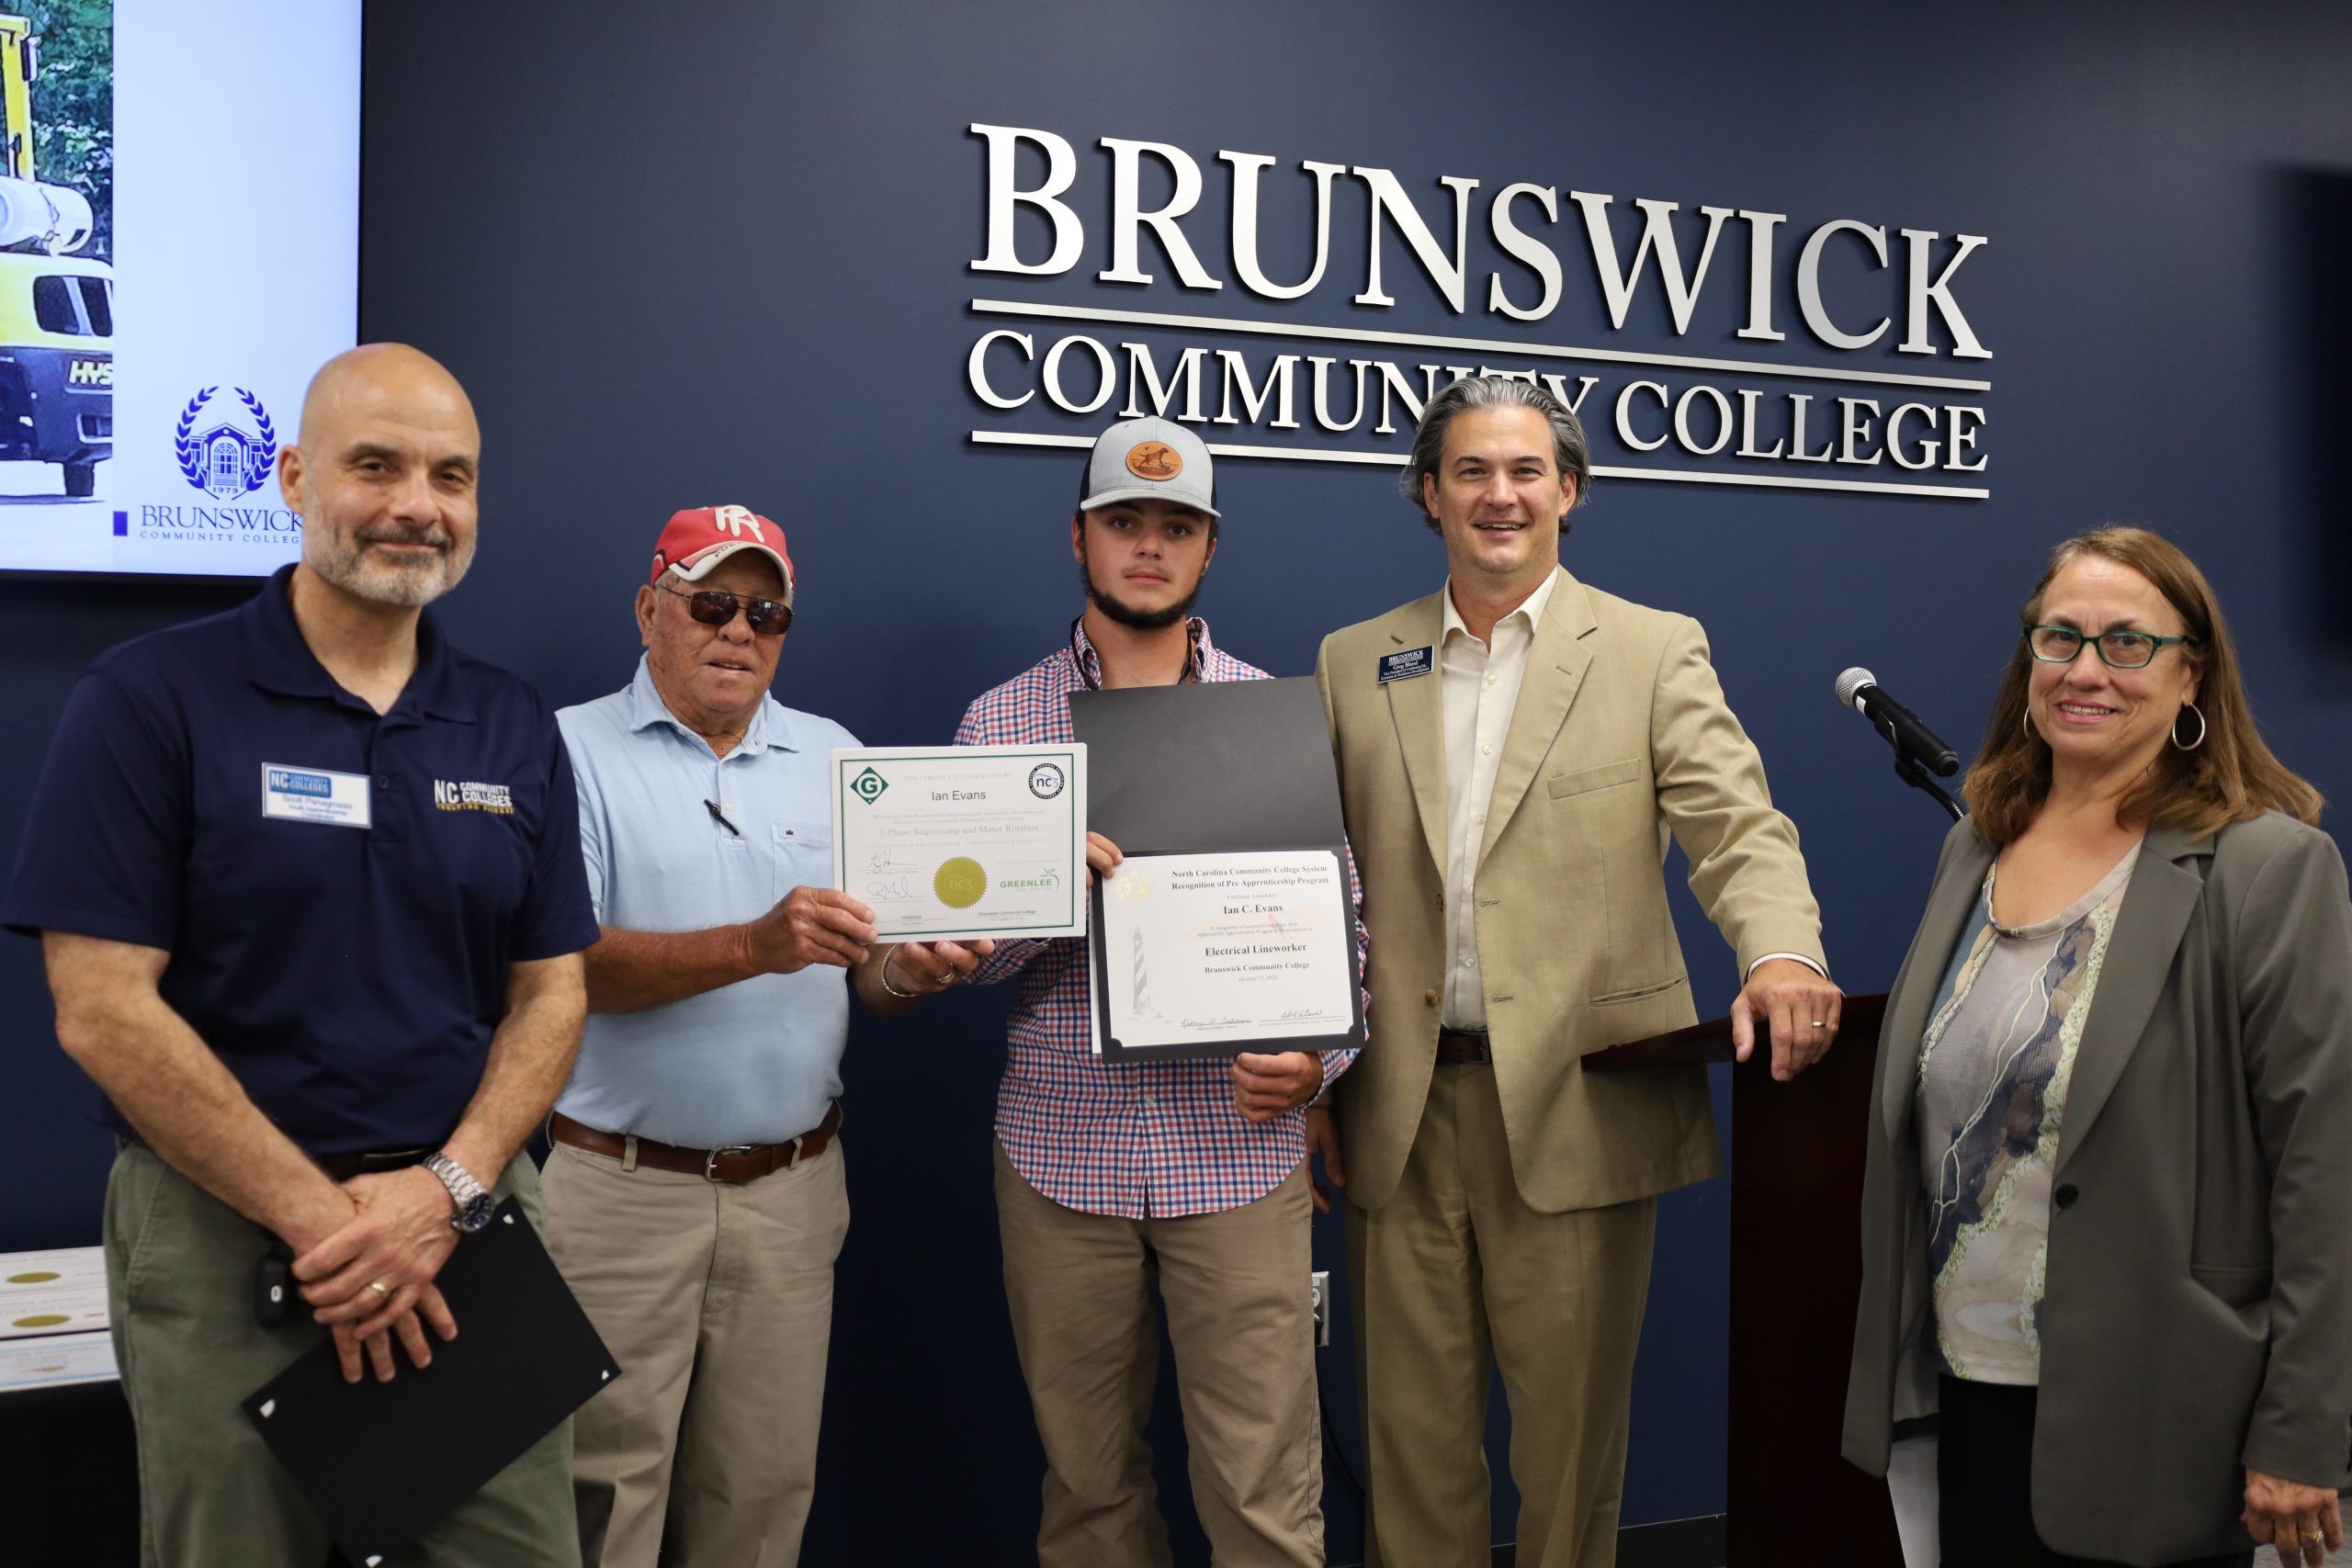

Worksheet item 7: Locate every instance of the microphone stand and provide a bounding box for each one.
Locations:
[1893,748,1964,822]
[1860,705,1965,822]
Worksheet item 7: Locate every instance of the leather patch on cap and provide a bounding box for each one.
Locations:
[1125,441,1182,480]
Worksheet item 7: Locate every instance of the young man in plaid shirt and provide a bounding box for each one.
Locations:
[872,416,1354,1566]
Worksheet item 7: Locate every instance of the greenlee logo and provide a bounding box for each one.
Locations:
[998,869,1062,891]
[849,766,889,804]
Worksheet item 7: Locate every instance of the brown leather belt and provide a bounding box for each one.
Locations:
[1435,1028,1492,1065]
[549,1102,842,1184]
[312,1146,434,1182]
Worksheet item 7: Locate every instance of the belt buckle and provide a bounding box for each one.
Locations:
[704,1145,757,1181]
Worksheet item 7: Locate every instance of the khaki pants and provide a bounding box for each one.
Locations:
[991,1138,1323,1568]
[540,1131,847,1568]
[101,1143,578,1568]
[1346,1065,1657,1568]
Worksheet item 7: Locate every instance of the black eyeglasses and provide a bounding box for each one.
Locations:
[2025,624,2189,670]
[656,582,794,636]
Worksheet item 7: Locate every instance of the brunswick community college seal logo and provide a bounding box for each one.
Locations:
[175,387,278,501]
[1027,762,1066,800]
[1125,440,1181,480]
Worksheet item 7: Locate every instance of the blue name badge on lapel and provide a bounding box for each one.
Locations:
[260,763,373,829]
[1377,647,1434,684]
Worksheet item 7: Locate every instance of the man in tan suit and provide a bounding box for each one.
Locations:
[1316,375,1843,1568]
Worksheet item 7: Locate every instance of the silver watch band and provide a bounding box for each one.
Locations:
[423,1151,492,1229]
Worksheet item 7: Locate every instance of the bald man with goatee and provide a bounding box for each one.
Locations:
[3,344,600,1566]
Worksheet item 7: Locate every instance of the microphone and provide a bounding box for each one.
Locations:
[1835,668,1960,777]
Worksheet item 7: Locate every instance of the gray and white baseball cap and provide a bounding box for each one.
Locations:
[1078,416,1219,519]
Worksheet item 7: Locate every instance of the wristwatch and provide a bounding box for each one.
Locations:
[423,1152,496,1234]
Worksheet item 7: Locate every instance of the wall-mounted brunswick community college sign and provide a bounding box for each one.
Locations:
[962,124,1994,501]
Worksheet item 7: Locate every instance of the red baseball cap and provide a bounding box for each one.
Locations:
[648,505,796,604]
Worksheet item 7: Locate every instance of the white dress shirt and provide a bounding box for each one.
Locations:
[1438,573,1822,1032]
[1438,573,1559,1030]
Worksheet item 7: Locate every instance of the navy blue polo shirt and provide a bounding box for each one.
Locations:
[2,565,600,1156]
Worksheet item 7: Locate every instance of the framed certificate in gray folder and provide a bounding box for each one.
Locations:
[1071,678,1365,1062]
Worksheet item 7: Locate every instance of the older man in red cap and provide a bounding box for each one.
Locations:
[543,505,985,1567]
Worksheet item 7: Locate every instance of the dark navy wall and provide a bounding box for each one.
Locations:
[6,2,2349,1562]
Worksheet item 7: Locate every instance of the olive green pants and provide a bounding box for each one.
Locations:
[102,1143,580,1568]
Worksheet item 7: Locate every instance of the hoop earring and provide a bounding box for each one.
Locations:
[2021,706,2036,743]
[2172,702,2207,751]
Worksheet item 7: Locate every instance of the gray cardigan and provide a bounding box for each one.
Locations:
[1842,811,2352,1565]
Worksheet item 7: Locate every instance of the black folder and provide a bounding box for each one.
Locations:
[1070,676,1346,852]
[241,1198,619,1566]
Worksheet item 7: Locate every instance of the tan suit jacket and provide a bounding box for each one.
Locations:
[1317,567,1826,1214]
[1842,812,2352,1564]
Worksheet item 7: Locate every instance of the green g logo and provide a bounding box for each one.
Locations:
[850,767,889,804]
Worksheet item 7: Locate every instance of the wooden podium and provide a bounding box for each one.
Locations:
[1585,994,1903,1568]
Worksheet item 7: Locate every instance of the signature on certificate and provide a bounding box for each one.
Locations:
[864,850,921,873]
[865,876,915,901]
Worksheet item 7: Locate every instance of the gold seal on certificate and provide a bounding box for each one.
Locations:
[933,857,987,908]
[829,745,1088,942]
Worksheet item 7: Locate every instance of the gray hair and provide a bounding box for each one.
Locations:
[1398,375,1591,533]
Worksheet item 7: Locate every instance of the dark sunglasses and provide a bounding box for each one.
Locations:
[656,582,794,636]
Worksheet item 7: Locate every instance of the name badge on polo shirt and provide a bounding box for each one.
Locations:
[260,763,372,829]
[1377,647,1434,683]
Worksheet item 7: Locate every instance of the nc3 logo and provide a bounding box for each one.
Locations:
[849,767,889,804]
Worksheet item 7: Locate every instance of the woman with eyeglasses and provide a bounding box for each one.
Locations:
[1841,527,2352,1568]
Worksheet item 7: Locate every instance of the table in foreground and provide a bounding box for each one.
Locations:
[0,1246,137,1566]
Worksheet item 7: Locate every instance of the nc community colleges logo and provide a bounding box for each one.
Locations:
[174,386,277,500]
[432,779,514,815]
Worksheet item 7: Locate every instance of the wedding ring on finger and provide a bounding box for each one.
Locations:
[367,1280,392,1300]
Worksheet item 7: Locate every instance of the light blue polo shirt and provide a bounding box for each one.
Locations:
[554,656,854,1147]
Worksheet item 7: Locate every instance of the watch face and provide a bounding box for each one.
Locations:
[456,1190,497,1232]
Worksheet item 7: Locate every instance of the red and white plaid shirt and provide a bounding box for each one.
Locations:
[956,617,1359,1219]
